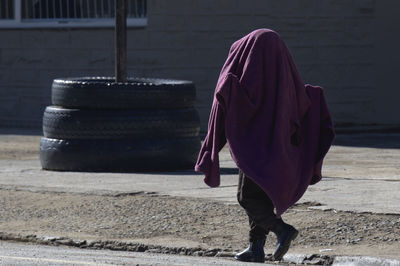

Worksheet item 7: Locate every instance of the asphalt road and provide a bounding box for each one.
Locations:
[0,241,276,266]
[2,241,400,266]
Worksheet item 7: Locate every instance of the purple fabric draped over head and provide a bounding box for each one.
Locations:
[195,29,335,216]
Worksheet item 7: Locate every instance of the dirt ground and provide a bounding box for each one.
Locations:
[0,189,399,260]
[0,133,399,261]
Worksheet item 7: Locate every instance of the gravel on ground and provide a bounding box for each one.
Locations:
[0,189,399,260]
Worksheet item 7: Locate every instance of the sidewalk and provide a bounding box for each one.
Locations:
[1,132,399,215]
[0,130,399,265]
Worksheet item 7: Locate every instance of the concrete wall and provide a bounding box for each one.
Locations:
[0,0,398,132]
[374,0,400,125]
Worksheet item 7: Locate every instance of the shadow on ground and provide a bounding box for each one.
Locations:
[0,127,42,136]
[143,167,238,176]
[333,133,400,149]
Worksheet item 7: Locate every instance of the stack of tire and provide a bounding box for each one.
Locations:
[40,77,201,172]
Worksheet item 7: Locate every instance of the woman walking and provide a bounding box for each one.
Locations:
[195,29,335,262]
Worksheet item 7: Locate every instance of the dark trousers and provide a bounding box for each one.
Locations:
[237,169,280,242]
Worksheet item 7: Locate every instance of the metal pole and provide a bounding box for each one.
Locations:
[115,0,127,82]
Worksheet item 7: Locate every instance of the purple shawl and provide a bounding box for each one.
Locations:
[195,29,335,216]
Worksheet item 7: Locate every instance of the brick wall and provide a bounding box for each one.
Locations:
[0,29,115,127]
[0,0,398,132]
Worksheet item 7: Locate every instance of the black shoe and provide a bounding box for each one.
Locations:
[234,238,266,263]
[271,220,298,261]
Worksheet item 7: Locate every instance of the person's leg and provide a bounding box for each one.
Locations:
[248,217,268,243]
[235,170,278,262]
[270,218,299,260]
[237,169,279,238]
[236,169,299,262]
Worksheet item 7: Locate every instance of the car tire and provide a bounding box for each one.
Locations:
[51,77,196,109]
[43,106,200,139]
[40,137,201,172]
